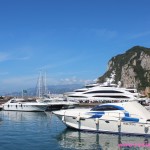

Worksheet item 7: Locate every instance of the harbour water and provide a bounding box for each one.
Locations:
[0,111,149,150]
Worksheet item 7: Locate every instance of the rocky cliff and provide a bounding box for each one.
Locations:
[98,46,150,90]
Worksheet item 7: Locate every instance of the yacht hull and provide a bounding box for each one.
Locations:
[2,104,47,112]
[56,115,150,136]
[46,105,64,111]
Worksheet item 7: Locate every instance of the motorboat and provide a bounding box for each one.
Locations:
[2,98,48,112]
[36,97,78,110]
[53,100,150,136]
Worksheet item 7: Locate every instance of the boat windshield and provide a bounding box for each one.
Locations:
[91,105,124,111]
[10,100,16,103]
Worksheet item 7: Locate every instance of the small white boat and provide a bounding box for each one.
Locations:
[36,97,78,110]
[53,101,150,136]
[2,98,48,112]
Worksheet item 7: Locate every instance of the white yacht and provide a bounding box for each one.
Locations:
[65,72,140,102]
[2,98,48,112]
[53,100,150,136]
[36,97,78,110]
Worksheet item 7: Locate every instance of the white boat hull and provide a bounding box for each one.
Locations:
[2,103,47,112]
[57,115,150,136]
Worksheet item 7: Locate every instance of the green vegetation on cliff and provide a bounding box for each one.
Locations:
[98,46,150,90]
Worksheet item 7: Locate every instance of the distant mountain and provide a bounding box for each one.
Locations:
[98,46,150,91]
[47,84,84,94]
[5,84,83,97]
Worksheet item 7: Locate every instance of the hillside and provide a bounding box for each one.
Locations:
[98,46,150,91]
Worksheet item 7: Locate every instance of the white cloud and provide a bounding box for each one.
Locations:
[37,56,82,71]
[1,76,37,91]
[0,72,8,75]
[91,28,117,39]
[53,77,93,85]
[130,31,150,39]
[14,56,30,60]
[0,50,31,62]
[0,52,10,62]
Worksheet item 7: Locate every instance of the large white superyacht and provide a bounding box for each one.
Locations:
[65,72,141,103]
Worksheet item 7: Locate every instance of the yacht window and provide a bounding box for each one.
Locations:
[85,86,95,88]
[91,105,123,111]
[93,95,129,98]
[10,100,16,103]
[43,100,50,103]
[127,90,135,93]
[74,90,87,92]
[68,96,87,98]
[84,90,123,94]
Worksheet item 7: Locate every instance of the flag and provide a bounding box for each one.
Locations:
[23,90,27,93]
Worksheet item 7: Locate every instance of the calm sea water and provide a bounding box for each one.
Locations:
[0,110,149,150]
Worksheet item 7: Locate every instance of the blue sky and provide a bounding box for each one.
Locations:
[0,0,150,93]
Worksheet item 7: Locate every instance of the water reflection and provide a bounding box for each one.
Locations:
[0,117,2,124]
[0,111,149,150]
[0,111,62,150]
[56,129,150,150]
[0,110,47,122]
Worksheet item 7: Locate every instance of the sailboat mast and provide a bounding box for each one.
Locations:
[37,71,47,98]
[44,72,47,95]
[38,72,41,98]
